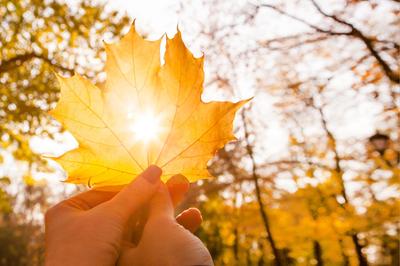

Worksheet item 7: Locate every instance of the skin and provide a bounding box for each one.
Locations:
[45,165,213,266]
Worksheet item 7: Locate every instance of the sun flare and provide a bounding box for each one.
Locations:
[130,111,162,144]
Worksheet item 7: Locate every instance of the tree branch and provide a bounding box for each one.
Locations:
[0,53,35,73]
[258,3,351,35]
[260,159,331,171]
[258,1,399,83]
[241,109,283,266]
[309,0,354,27]
[0,53,74,74]
[309,0,399,83]
[259,33,331,51]
[312,100,369,266]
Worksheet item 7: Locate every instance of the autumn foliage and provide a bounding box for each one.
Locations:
[0,0,399,265]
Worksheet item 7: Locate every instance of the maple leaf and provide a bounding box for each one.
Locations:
[49,23,249,189]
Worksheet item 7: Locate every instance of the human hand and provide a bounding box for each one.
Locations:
[45,165,213,266]
[117,175,212,266]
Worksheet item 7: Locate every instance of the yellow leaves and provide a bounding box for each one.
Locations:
[49,23,249,188]
[389,168,400,185]
[23,175,36,186]
[23,175,46,187]
[383,148,398,162]
[305,168,314,178]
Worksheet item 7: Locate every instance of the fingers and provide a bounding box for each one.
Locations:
[166,174,189,207]
[63,190,117,210]
[104,165,162,221]
[147,174,190,220]
[147,184,175,219]
[167,175,202,232]
[125,175,189,245]
[176,208,202,233]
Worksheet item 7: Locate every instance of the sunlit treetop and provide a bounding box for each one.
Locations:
[0,0,129,169]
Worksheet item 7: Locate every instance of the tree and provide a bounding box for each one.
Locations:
[0,0,129,177]
[0,0,129,263]
[259,0,399,84]
[177,0,399,264]
[1,0,398,264]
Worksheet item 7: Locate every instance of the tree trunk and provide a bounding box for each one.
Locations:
[351,234,368,266]
[317,106,369,266]
[233,227,239,261]
[242,111,283,266]
[313,241,324,266]
[390,239,400,266]
[338,238,350,266]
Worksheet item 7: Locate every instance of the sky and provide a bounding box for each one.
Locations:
[3,0,391,205]
[65,0,183,37]
[105,0,181,35]
[29,0,383,175]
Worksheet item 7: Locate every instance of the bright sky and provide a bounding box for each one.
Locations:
[93,0,389,200]
[104,0,181,36]
[63,0,182,37]
[3,0,391,205]
[30,0,382,175]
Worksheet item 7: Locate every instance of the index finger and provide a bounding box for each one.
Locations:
[63,190,117,210]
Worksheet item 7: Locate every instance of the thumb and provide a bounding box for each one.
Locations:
[105,165,162,221]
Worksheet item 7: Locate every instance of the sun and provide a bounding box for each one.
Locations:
[130,110,162,144]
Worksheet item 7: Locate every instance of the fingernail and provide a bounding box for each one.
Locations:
[142,165,162,184]
[167,174,188,186]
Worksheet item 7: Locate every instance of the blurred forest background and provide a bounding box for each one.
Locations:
[0,0,399,265]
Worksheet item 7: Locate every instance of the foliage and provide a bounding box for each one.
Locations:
[177,0,399,265]
[0,0,129,172]
[0,0,129,264]
[49,24,249,188]
[1,0,399,265]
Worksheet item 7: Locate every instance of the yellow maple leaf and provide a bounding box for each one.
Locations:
[49,23,249,189]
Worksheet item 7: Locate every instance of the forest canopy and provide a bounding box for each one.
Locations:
[0,0,399,265]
